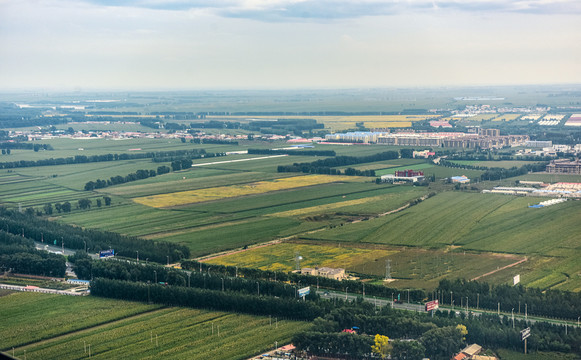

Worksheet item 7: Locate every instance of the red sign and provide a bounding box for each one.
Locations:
[425,300,439,311]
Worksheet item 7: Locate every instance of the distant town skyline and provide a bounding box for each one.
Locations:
[1,0,580,91]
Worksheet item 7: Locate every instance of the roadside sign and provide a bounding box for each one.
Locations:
[425,300,439,312]
[521,327,531,341]
[99,249,115,258]
[298,286,310,298]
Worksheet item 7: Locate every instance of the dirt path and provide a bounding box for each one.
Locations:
[471,257,528,281]
[195,194,429,262]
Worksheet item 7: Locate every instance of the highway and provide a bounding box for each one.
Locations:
[320,290,424,312]
[319,290,581,328]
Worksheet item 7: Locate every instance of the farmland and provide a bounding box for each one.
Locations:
[1,292,309,360]
[205,241,522,290]
[493,113,522,122]
[206,114,439,132]
[0,123,579,291]
[301,191,581,290]
[133,175,363,208]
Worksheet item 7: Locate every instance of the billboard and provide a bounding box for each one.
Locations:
[298,286,310,298]
[521,327,531,341]
[99,249,115,258]
[425,300,439,312]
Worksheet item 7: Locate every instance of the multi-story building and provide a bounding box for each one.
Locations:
[546,159,581,174]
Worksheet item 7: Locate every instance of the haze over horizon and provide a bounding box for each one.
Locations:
[1,0,580,91]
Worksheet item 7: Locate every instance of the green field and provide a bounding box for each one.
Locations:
[206,241,522,290]
[1,134,579,292]
[495,349,576,360]
[1,292,309,360]
[302,192,581,290]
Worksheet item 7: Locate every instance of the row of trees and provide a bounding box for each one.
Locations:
[71,255,317,300]
[297,298,580,359]
[180,260,426,303]
[0,230,65,277]
[84,169,158,191]
[0,142,53,151]
[78,258,581,358]
[0,207,189,263]
[151,151,225,163]
[0,148,208,169]
[90,278,325,321]
[480,163,547,181]
[438,159,548,181]
[437,278,581,321]
[277,151,399,175]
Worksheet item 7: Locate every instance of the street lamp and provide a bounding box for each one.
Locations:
[512,308,515,328]
[154,270,157,283]
[345,287,348,300]
[136,250,139,262]
[167,255,169,266]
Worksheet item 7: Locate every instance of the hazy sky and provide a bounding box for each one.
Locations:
[1,0,580,90]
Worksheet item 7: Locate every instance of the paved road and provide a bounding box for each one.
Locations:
[319,290,580,328]
[320,290,424,312]
[191,154,288,167]
[35,241,99,259]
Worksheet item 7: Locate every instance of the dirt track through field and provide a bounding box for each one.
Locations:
[195,194,429,262]
[471,257,528,281]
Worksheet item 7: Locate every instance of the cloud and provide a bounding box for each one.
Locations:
[80,0,581,20]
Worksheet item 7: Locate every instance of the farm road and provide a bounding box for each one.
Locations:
[190,154,288,167]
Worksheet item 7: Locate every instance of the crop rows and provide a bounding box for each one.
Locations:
[11,298,310,360]
[0,292,160,350]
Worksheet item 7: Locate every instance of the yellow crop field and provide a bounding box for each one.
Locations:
[206,115,435,131]
[133,175,359,208]
[205,242,398,272]
[268,195,382,218]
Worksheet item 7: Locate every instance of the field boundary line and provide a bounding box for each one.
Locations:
[471,256,528,281]
[197,194,429,262]
[8,306,170,352]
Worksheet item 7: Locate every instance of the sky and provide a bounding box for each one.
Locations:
[0,0,580,90]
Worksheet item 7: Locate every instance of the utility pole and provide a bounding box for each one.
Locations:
[385,259,391,280]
